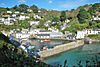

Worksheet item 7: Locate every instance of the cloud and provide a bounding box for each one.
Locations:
[18,0,26,3]
[0,3,6,6]
[60,0,87,10]
[48,0,53,4]
[52,8,59,11]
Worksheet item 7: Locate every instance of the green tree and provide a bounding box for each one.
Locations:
[52,16,59,22]
[12,5,18,11]
[6,7,10,11]
[88,3,100,15]
[60,11,67,22]
[18,4,29,12]
[36,20,45,28]
[30,5,38,13]
[19,20,29,29]
[97,23,100,28]
[77,8,91,24]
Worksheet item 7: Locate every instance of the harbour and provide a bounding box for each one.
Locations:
[43,42,100,67]
[0,1,100,67]
[38,40,84,58]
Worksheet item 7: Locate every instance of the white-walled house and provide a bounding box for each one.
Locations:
[94,29,100,34]
[21,13,25,14]
[33,29,51,34]
[29,21,39,26]
[44,23,49,27]
[48,28,59,32]
[66,35,76,40]
[15,11,19,14]
[26,16,30,19]
[29,29,64,39]
[35,31,64,39]
[38,10,41,13]
[0,18,4,24]
[85,29,99,35]
[44,20,51,27]
[15,29,30,39]
[27,9,32,12]
[12,14,16,18]
[65,19,70,23]
[34,15,41,19]
[76,31,85,39]
[60,23,68,30]
[19,15,30,20]
[0,21,3,24]
[16,33,30,39]
[3,17,16,25]
[4,20,13,25]
[19,15,26,20]
[64,31,76,40]
[50,32,64,38]
[7,11,12,14]
[8,17,16,21]
[29,29,43,34]
[76,29,100,39]
[0,18,4,22]
[21,29,29,33]
[29,29,50,38]
[92,14,100,20]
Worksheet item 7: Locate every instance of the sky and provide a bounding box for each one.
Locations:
[0,0,100,10]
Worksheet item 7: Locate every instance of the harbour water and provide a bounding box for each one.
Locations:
[43,42,100,67]
[29,39,69,49]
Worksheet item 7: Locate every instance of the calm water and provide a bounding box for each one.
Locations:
[30,39,68,49]
[43,42,100,67]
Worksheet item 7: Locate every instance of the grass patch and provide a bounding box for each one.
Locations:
[88,34,100,40]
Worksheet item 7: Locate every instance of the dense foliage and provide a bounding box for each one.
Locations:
[77,8,91,24]
[30,5,38,13]
[0,3,100,32]
[0,32,100,67]
[0,32,53,67]
[18,4,29,12]
[88,3,100,15]
[88,34,100,40]
[60,11,67,22]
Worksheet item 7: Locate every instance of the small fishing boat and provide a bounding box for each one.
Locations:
[42,39,50,42]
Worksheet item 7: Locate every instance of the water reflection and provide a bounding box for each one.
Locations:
[43,42,100,67]
[29,39,67,50]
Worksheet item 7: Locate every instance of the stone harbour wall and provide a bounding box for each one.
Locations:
[38,40,84,58]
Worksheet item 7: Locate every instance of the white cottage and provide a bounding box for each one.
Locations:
[4,20,12,25]
[76,31,85,39]
[85,29,99,35]
[19,15,30,20]
[0,18,4,24]
[34,29,51,39]
[34,15,41,19]
[27,9,32,12]
[15,11,19,14]
[92,14,100,20]
[29,21,39,26]
[19,15,26,20]
[7,11,12,14]
[50,32,64,38]
[12,14,16,18]
[3,17,16,25]
[16,33,30,39]
[76,29,99,39]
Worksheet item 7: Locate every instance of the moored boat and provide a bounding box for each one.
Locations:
[42,39,50,42]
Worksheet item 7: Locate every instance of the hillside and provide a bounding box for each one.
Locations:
[0,3,100,33]
[0,32,52,67]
